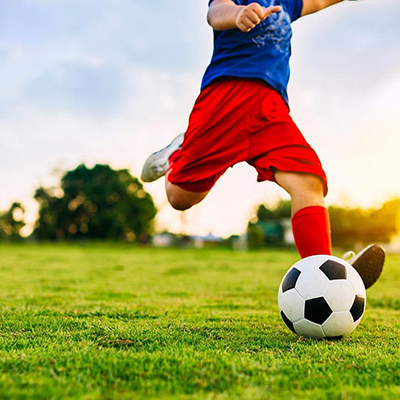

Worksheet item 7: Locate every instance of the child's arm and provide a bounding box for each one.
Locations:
[208,0,282,32]
[301,0,344,17]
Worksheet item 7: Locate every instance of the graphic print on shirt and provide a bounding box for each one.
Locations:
[252,6,292,53]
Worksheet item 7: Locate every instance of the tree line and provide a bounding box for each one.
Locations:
[1,163,399,247]
[247,198,400,249]
[0,164,157,243]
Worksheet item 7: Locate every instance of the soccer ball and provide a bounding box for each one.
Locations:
[278,255,366,339]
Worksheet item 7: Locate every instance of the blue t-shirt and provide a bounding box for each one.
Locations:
[202,0,303,103]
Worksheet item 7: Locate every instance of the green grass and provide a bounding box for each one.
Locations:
[0,244,398,399]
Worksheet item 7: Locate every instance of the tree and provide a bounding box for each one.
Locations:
[256,200,291,222]
[33,164,157,241]
[0,203,25,242]
[248,197,400,249]
[247,200,291,248]
[329,198,400,247]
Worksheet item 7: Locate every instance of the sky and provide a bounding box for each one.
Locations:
[1,0,400,238]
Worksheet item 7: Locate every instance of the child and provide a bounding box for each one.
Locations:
[141,0,385,289]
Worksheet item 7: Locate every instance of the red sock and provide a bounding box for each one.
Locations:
[292,206,332,258]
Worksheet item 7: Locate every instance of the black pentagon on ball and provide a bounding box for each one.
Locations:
[319,260,347,280]
[350,295,365,322]
[305,297,333,325]
[282,267,301,292]
[281,311,296,334]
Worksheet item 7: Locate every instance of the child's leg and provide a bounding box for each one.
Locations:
[274,171,385,288]
[165,181,209,211]
[274,170,332,258]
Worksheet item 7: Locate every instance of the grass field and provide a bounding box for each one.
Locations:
[0,244,399,399]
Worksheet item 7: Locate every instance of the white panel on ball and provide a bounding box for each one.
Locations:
[322,311,356,337]
[293,319,325,339]
[278,288,305,323]
[291,255,331,273]
[323,280,356,312]
[295,267,330,300]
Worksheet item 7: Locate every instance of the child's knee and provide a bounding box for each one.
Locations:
[275,171,324,197]
[167,193,194,211]
[300,175,325,196]
[166,182,208,211]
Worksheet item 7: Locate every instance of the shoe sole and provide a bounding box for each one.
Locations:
[141,153,168,182]
[351,244,385,289]
[141,134,184,182]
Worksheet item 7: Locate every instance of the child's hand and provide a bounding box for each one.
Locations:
[236,3,282,32]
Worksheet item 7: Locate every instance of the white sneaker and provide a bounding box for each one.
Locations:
[343,244,385,289]
[141,133,184,182]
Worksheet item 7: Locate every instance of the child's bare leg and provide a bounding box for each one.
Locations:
[274,170,325,215]
[166,180,209,211]
[274,170,385,288]
[274,170,331,257]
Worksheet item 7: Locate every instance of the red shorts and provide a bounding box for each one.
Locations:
[167,78,328,195]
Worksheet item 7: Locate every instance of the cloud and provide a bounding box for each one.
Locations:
[291,0,400,95]
[0,48,6,61]
[0,65,201,217]
[0,0,211,119]
[24,63,126,115]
